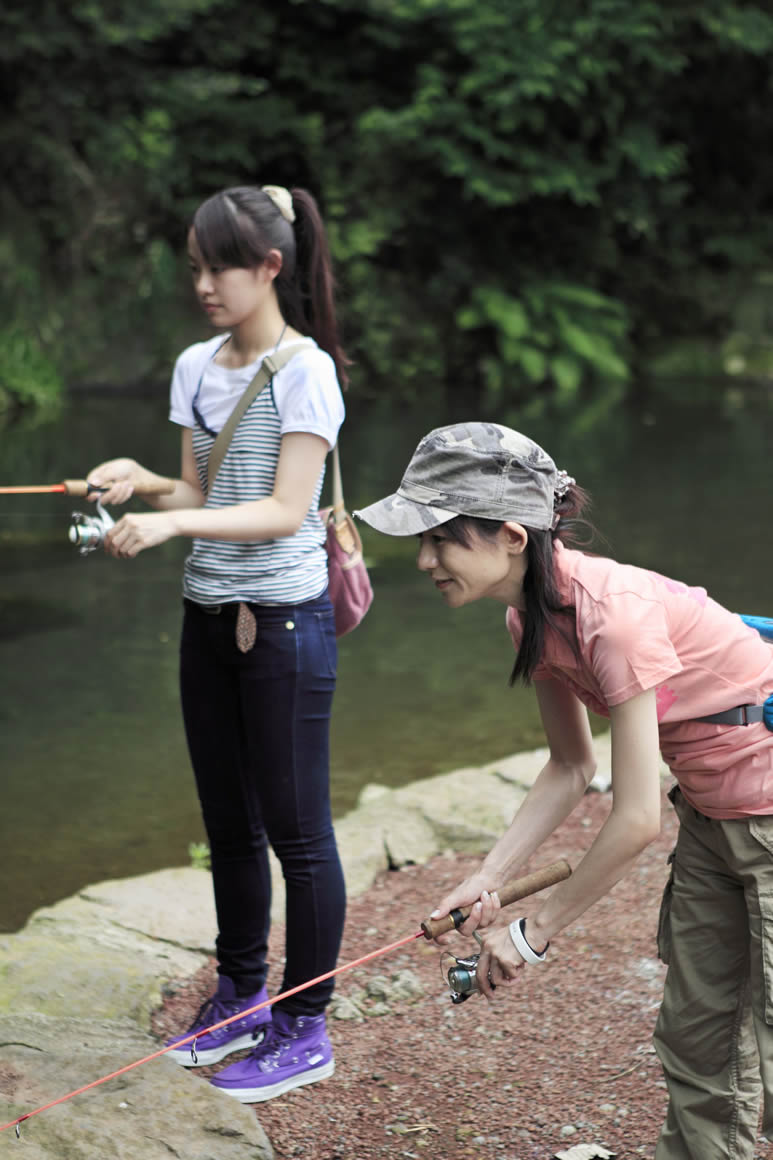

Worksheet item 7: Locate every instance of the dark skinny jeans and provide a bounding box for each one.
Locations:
[179,592,346,1016]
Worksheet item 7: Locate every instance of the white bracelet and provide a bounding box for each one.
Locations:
[509,918,549,964]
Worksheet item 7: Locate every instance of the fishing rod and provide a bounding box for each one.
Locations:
[0,858,571,1138]
[0,479,174,498]
[0,476,176,554]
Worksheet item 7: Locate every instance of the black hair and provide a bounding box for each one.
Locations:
[440,482,593,684]
[191,185,349,387]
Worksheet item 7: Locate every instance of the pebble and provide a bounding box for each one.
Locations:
[391,968,425,1000]
[368,1001,391,1016]
[328,995,363,1021]
[560,1124,578,1137]
[365,974,393,1000]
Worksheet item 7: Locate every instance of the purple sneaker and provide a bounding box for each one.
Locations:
[210,1008,334,1102]
[165,975,271,1067]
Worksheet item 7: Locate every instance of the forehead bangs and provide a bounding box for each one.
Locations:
[443,514,504,548]
[191,189,297,274]
[192,195,267,269]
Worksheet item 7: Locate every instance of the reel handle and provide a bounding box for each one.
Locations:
[62,478,176,498]
[420,858,572,940]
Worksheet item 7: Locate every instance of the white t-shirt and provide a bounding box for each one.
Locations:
[168,333,345,606]
[169,333,344,449]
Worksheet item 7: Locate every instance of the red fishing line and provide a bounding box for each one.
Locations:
[0,928,425,1136]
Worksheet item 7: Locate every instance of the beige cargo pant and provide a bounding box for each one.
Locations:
[654,785,773,1159]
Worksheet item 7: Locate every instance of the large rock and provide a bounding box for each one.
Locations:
[0,1014,272,1159]
[334,743,542,869]
[0,892,207,1028]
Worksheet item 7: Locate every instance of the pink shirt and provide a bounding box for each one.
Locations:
[505,542,773,819]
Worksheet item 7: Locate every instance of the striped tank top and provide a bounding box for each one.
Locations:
[184,374,329,606]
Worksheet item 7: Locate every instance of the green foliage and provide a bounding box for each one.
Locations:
[0,325,63,412]
[2,0,773,408]
[188,841,211,870]
[457,282,630,407]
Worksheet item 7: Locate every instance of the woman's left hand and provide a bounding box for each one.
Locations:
[472,924,527,1000]
[104,512,178,558]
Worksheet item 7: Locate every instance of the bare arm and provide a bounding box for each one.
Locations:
[479,680,597,882]
[168,432,329,542]
[469,687,662,998]
[430,679,596,936]
[87,429,204,510]
[96,432,329,558]
[524,687,662,947]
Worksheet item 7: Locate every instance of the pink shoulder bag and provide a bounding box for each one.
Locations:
[320,443,373,637]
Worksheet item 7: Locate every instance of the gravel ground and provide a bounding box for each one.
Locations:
[153,785,773,1160]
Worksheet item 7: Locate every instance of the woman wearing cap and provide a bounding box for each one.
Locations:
[356,421,773,1160]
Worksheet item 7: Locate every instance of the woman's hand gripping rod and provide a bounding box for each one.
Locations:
[421,859,572,1003]
[0,477,178,555]
[420,858,572,940]
[61,478,177,555]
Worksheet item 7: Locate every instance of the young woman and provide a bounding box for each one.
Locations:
[356,421,773,1160]
[86,184,347,1103]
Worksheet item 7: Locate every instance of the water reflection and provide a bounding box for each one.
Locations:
[0,388,771,930]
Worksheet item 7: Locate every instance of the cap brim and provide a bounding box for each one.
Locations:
[354,493,458,536]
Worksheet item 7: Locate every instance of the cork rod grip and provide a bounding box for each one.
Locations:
[62,478,176,498]
[420,858,572,940]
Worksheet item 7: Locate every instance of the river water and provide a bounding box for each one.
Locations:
[1,386,771,930]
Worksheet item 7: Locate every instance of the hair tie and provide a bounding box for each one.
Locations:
[261,185,295,224]
[551,469,575,529]
[553,469,575,504]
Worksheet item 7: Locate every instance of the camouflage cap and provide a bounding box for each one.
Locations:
[355,422,559,536]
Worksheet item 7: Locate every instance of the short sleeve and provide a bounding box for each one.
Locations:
[273,348,345,450]
[168,337,222,428]
[580,591,683,705]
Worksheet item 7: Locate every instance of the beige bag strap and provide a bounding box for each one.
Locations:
[327,442,360,554]
[330,443,345,526]
[207,343,310,492]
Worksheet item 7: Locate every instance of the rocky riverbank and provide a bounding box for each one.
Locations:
[0,736,617,1158]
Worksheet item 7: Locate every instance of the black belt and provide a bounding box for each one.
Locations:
[696,704,765,726]
[184,598,240,616]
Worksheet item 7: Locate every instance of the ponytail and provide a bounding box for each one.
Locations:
[284,188,349,388]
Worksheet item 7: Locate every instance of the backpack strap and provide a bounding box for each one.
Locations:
[206,343,310,493]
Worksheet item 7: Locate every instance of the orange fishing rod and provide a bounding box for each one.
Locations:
[0,860,571,1137]
[0,478,175,497]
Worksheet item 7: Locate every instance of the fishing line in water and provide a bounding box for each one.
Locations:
[0,928,425,1138]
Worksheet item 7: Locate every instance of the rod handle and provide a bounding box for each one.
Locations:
[62,478,176,498]
[420,858,572,940]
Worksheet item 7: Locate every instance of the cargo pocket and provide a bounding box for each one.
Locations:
[748,816,773,1024]
[657,851,676,965]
